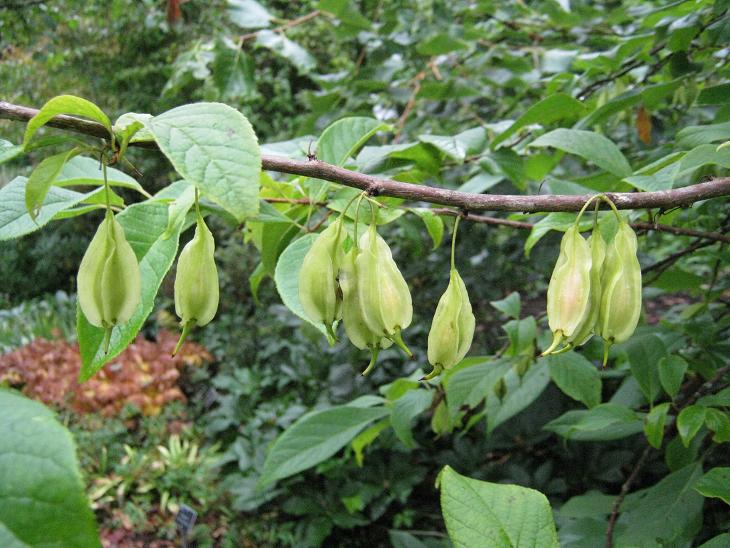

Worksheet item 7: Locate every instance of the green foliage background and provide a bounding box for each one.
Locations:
[1,0,730,546]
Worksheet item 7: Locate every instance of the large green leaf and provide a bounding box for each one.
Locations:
[0,176,94,241]
[530,128,632,177]
[544,403,643,441]
[492,93,585,148]
[77,182,189,380]
[148,102,261,222]
[548,352,601,408]
[438,466,559,548]
[260,404,390,487]
[694,467,730,505]
[390,389,432,448]
[617,464,703,546]
[273,234,328,337]
[0,389,100,547]
[23,94,111,148]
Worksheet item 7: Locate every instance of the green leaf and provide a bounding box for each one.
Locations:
[530,128,632,177]
[700,534,730,548]
[113,112,154,144]
[0,389,100,547]
[438,466,559,548]
[162,182,196,239]
[148,102,261,222]
[621,334,667,403]
[23,95,112,148]
[502,316,536,357]
[351,418,389,467]
[227,0,273,28]
[388,530,430,548]
[274,234,329,337]
[695,468,730,504]
[697,83,730,105]
[492,93,585,148]
[677,404,706,447]
[260,404,390,487]
[490,291,521,319]
[658,355,688,399]
[55,156,148,196]
[25,148,80,219]
[0,139,22,164]
[558,490,614,518]
[704,408,730,443]
[419,129,483,163]
[317,0,371,30]
[317,117,389,167]
[617,463,703,547]
[213,42,256,100]
[390,389,432,448]
[677,121,730,148]
[77,183,189,380]
[256,30,316,73]
[416,34,468,56]
[445,358,512,421]
[548,352,602,408]
[486,359,550,434]
[697,386,730,407]
[411,209,444,249]
[644,402,670,448]
[544,403,643,441]
[0,176,95,241]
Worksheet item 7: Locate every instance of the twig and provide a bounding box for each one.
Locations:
[239,10,320,42]
[605,445,652,548]
[642,239,716,280]
[2,101,730,214]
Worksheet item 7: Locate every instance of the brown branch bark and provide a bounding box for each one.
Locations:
[2,100,730,214]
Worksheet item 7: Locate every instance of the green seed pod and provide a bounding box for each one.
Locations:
[340,247,393,375]
[173,215,219,355]
[356,224,413,355]
[543,224,593,355]
[426,268,475,379]
[77,211,141,351]
[570,232,606,348]
[597,220,642,364]
[299,217,346,344]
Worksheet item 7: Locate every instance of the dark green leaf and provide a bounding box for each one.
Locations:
[260,405,390,486]
[658,355,688,399]
[677,404,706,447]
[0,389,100,547]
[644,402,670,448]
[390,389,432,448]
[489,291,521,319]
[694,467,730,505]
[548,352,602,408]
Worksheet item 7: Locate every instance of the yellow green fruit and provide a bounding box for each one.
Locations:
[173,215,219,354]
[299,217,346,344]
[426,268,475,378]
[543,224,593,355]
[597,220,642,362]
[340,247,392,375]
[570,232,606,348]
[77,211,141,350]
[356,224,413,355]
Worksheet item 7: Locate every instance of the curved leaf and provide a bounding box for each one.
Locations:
[23,95,111,148]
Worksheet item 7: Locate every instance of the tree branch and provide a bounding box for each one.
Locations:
[2,100,730,213]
